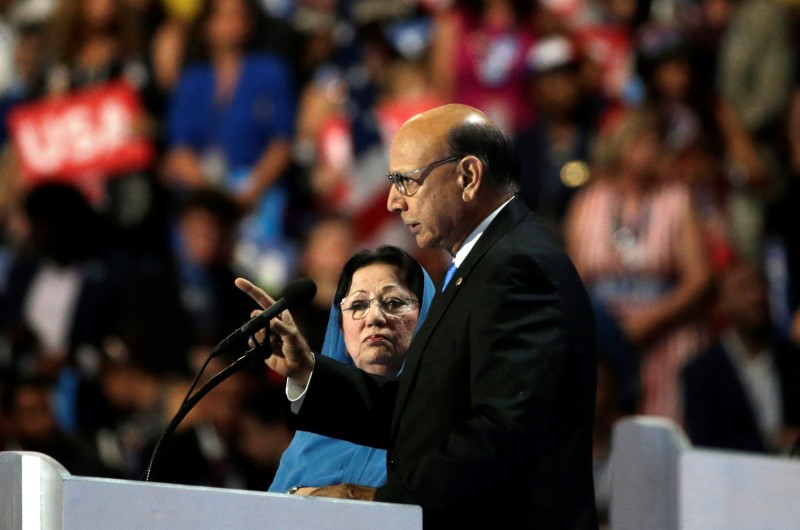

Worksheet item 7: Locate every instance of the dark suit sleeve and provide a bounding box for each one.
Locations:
[293,356,398,449]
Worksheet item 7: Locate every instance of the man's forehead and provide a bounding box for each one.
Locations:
[401,114,449,138]
[391,124,446,162]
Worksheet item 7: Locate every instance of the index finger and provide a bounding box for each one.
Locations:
[234,277,276,310]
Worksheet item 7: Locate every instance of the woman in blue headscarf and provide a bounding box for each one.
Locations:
[267,245,434,493]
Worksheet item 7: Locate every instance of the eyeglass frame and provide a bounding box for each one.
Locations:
[386,155,462,197]
[339,296,420,320]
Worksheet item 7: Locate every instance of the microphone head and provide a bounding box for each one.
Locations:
[282,277,317,309]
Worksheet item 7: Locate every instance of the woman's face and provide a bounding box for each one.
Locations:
[653,58,691,101]
[620,130,661,179]
[340,263,420,377]
[206,0,251,51]
[82,0,116,31]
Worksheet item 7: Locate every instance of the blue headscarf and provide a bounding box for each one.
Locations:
[268,266,434,493]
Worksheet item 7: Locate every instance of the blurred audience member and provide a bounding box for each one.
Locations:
[0,20,47,142]
[683,261,800,453]
[173,188,253,348]
[140,364,288,490]
[296,20,439,219]
[592,297,640,416]
[87,351,172,478]
[774,25,800,346]
[296,28,448,273]
[794,307,800,364]
[148,0,302,109]
[1,375,118,477]
[566,0,645,108]
[235,384,294,486]
[514,33,600,240]
[715,0,793,261]
[110,188,255,388]
[0,21,48,239]
[41,0,170,256]
[0,182,145,445]
[359,56,446,255]
[148,4,192,96]
[717,0,791,163]
[163,0,297,290]
[0,0,15,99]
[111,257,193,381]
[565,107,712,423]
[44,0,152,99]
[633,21,764,271]
[429,0,536,134]
[290,213,356,353]
[0,182,123,381]
[761,176,800,346]
[787,69,800,180]
[672,0,733,98]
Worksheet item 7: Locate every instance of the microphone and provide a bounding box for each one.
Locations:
[213,277,317,357]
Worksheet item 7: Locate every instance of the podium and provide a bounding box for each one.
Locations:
[609,416,800,530]
[0,451,422,529]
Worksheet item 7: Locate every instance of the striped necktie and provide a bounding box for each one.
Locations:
[441,263,457,291]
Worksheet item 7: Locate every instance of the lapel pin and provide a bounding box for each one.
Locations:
[455,277,463,286]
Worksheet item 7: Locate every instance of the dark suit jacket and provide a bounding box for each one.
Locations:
[0,254,127,358]
[294,198,598,529]
[683,337,800,453]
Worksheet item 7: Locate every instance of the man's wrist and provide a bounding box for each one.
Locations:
[291,351,315,389]
[287,352,316,407]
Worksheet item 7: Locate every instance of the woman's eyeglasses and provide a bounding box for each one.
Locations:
[386,156,461,196]
[340,297,419,320]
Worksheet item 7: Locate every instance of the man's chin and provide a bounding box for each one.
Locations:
[414,232,435,249]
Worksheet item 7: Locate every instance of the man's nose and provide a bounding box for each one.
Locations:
[387,186,405,213]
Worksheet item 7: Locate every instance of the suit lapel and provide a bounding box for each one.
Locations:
[389,197,531,441]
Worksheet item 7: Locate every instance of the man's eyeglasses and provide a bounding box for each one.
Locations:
[386,156,462,197]
[340,297,419,320]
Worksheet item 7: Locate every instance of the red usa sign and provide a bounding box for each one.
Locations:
[8,81,154,182]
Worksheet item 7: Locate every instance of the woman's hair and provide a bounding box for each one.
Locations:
[592,106,666,172]
[333,245,425,325]
[183,0,268,65]
[48,0,144,64]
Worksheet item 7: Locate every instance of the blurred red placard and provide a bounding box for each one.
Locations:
[7,81,154,183]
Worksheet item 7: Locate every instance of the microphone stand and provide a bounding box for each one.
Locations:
[143,340,271,482]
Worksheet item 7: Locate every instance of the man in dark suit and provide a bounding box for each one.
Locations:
[683,261,800,453]
[238,104,598,528]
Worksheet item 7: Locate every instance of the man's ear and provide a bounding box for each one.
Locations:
[458,155,483,201]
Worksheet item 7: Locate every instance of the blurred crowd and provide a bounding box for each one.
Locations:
[2,0,800,525]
